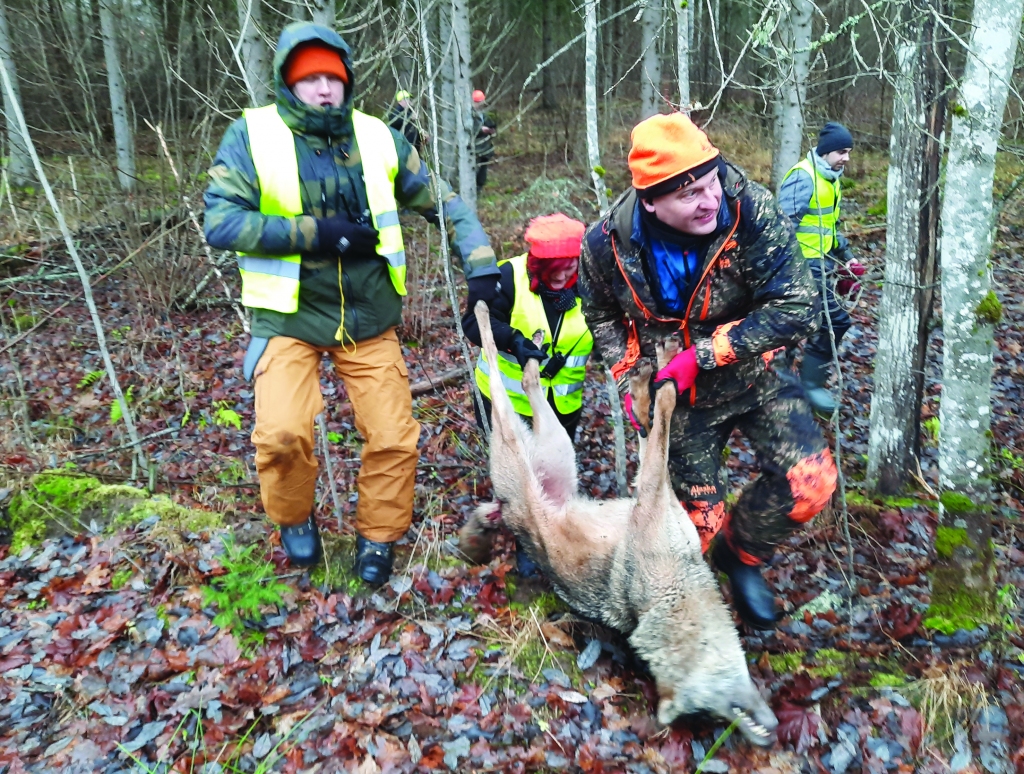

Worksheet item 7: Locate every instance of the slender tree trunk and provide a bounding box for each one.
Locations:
[98,0,135,192]
[451,0,476,210]
[438,1,456,178]
[769,0,812,192]
[866,2,946,493]
[542,1,559,109]
[934,0,1023,626]
[0,0,31,185]
[674,0,690,108]
[867,35,926,493]
[310,0,334,26]
[235,0,272,106]
[584,0,607,212]
[640,0,663,118]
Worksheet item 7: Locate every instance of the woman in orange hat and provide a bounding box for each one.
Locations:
[463,213,594,577]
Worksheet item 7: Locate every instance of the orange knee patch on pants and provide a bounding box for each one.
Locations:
[786,449,837,523]
[686,499,726,553]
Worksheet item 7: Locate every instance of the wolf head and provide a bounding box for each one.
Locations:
[630,595,778,747]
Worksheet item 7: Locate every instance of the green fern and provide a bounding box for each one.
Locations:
[213,400,243,431]
[110,385,134,424]
[202,538,290,652]
[77,370,105,390]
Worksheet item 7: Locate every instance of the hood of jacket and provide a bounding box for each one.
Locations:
[273,22,355,139]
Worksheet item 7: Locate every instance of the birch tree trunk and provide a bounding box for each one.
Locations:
[451,0,476,210]
[769,0,812,192]
[640,0,663,118]
[0,0,30,186]
[438,1,457,178]
[542,1,559,109]
[934,0,1023,624]
[674,0,690,108]
[98,0,135,192]
[235,0,272,106]
[866,2,946,494]
[584,0,608,212]
[866,36,926,492]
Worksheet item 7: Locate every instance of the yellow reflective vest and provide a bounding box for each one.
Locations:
[784,154,841,261]
[236,105,407,314]
[475,255,593,416]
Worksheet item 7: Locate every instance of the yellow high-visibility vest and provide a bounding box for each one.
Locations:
[475,255,593,416]
[236,105,407,313]
[784,155,841,261]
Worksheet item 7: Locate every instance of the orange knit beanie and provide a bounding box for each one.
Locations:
[524,213,586,259]
[284,43,350,87]
[628,113,720,194]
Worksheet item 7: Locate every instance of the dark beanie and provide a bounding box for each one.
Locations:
[816,122,854,156]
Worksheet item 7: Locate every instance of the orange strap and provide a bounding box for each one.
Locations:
[610,319,641,381]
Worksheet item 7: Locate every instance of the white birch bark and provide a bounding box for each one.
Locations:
[98,0,135,192]
[0,0,30,186]
[438,1,456,178]
[866,38,926,491]
[235,0,272,106]
[640,0,663,118]
[938,0,1023,503]
[585,0,608,212]
[770,0,812,192]
[451,0,476,210]
[674,0,690,108]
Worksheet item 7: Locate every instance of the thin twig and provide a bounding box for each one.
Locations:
[316,413,343,531]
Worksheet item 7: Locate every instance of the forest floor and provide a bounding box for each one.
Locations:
[0,110,1023,773]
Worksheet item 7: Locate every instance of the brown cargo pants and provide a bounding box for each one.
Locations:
[251,329,421,542]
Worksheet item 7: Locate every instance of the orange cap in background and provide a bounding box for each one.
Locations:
[284,43,350,87]
[628,113,719,192]
[524,213,586,259]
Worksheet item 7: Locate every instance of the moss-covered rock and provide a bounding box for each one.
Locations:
[6,471,221,553]
[939,491,976,515]
[924,566,996,634]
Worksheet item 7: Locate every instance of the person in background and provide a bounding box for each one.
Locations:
[778,122,865,417]
[463,213,593,576]
[387,89,425,155]
[472,89,497,190]
[203,22,501,583]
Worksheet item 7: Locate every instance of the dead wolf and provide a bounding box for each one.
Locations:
[460,300,778,745]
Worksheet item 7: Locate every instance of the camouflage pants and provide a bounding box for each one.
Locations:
[667,380,837,562]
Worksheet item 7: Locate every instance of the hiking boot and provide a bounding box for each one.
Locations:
[800,353,837,417]
[712,539,778,631]
[354,535,394,585]
[515,543,541,579]
[280,514,322,568]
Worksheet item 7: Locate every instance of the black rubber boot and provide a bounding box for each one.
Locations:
[354,535,394,585]
[800,353,837,417]
[280,514,322,568]
[515,542,541,579]
[712,539,778,631]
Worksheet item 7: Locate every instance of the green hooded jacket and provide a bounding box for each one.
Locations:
[203,22,498,347]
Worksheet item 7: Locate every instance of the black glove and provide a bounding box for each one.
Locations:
[508,334,547,368]
[467,273,501,311]
[316,215,379,255]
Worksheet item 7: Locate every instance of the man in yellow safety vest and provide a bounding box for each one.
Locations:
[204,22,500,582]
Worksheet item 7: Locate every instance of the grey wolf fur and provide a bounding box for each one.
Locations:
[460,300,778,744]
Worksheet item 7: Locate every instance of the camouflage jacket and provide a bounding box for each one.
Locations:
[203,22,498,347]
[579,163,821,411]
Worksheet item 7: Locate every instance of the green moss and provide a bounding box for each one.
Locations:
[7,471,221,553]
[934,526,970,558]
[974,291,1003,325]
[767,651,805,674]
[923,584,993,634]
[509,591,568,619]
[939,491,975,515]
[867,198,888,217]
[110,569,133,590]
[513,637,581,685]
[808,648,857,678]
[869,672,907,688]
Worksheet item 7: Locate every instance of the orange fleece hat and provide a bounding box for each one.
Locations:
[524,213,586,259]
[284,43,350,87]
[628,113,719,192]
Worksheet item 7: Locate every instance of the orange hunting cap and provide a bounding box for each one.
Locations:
[284,42,350,87]
[628,112,720,196]
[524,213,586,259]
